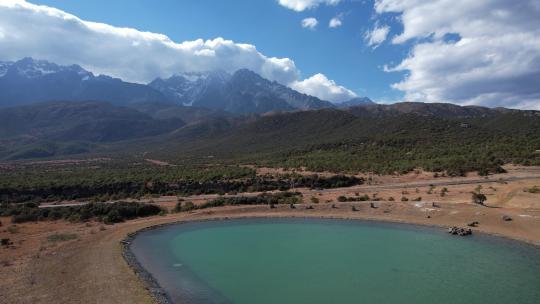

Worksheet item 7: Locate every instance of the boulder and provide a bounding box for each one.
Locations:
[502,215,512,221]
[467,221,479,227]
[447,226,472,236]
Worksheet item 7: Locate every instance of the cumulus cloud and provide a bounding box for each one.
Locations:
[278,0,340,12]
[0,0,357,103]
[0,0,300,84]
[301,17,318,30]
[376,0,540,109]
[329,16,342,28]
[364,24,390,49]
[291,73,357,103]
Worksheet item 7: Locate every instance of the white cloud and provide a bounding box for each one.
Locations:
[291,73,357,103]
[278,0,340,12]
[0,0,300,84]
[329,16,342,28]
[376,0,540,109]
[301,17,318,30]
[364,24,390,49]
[0,0,357,103]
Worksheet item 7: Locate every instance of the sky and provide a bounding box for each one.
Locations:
[0,0,539,109]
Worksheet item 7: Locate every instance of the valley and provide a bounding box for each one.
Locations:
[2,1,540,303]
[1,58,540,304]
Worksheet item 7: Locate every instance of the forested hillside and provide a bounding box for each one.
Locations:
[144,105,540,175]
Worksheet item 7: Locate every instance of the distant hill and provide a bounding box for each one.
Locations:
[140,103,540,174]
[0,101,185,159]
[149,69,334,113]
[0,58,168,107]
[336,97,375,108]
[129,101,235,124]
[346,102,508,118]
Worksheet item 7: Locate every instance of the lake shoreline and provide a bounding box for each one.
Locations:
[122,213,540,304]
[2,201,540,304]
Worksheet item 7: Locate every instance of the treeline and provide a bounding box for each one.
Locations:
[210,112,540,175]
[1,201,162,224]
[257,138,527,176]
[0,165,362,203]
[174,192,302,212]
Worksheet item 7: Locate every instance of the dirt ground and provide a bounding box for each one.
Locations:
[1,166,540,304]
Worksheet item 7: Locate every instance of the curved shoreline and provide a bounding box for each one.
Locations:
[121,213,540,304]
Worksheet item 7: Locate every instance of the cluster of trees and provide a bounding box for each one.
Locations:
[0,163,361,204]
[1,201,162,224]
[337,195,371,202]
[225,113,540,176]
[173,192,302,212]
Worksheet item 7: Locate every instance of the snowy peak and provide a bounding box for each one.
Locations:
[149,68,334,113]
[3,57,94,80]
[0,57,167,107]
[149,70,230,106]
[0,61,12,77]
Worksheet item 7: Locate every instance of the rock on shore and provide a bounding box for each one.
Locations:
[448,226,473,236]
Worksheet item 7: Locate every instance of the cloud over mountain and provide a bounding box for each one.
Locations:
[0,0,357,103]
[291,73,357,103]
[377,0,540,109]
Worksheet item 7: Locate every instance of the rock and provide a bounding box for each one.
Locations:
[1,238,11,246]
[426,215,431,219]
[447,226,472,236]
[502,215,512,221]
[467,221,479,227]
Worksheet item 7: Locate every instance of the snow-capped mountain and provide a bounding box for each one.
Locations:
[0,58,166,107]
[149,70,231,107]
[0,61,12,78]
[1,57,92,79]
[149,68,334,114]
[0,58,371,114]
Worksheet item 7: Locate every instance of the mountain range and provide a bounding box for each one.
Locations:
[0,58,367,113]
[0,58,165,107]
[1,97,538,161]
[1,57,538,168]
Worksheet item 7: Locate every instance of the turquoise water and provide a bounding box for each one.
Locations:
[130,218,540,304]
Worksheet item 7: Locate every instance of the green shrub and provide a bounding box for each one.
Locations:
[472,192,487,205]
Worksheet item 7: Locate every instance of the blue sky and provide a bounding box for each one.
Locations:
[1,0,539,109]
[30,0,407,101]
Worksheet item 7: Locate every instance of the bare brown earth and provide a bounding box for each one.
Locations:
[1,166,540,304]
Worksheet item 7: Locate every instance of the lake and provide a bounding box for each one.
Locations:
[130,218,540,304]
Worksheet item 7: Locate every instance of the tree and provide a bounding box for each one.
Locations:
[172,202,182,213]
[471,192,487,206]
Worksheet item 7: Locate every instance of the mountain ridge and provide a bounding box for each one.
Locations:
[148,68,335,113]
[0,57,363,114]
[0,58,168,107]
